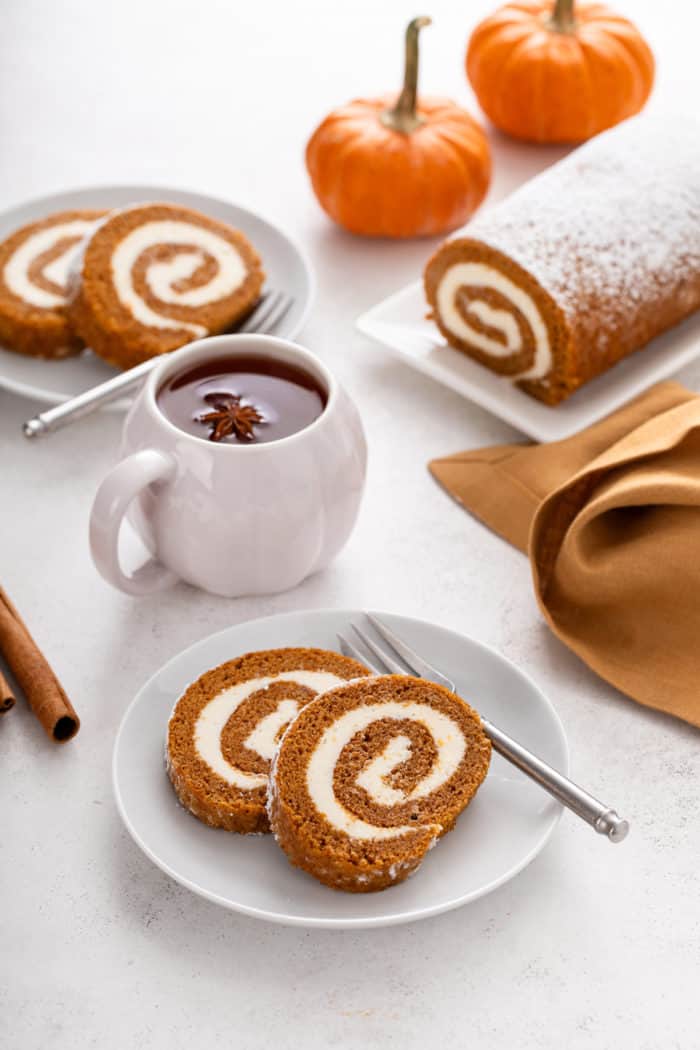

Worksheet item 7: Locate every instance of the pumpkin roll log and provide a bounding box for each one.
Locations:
[166,648,368,834]
[424,114,700,405]
[268,675,491,892]
[68,203,265,369]
[0,209,105,358]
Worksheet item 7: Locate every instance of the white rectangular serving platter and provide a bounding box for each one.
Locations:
[356,280,700,442]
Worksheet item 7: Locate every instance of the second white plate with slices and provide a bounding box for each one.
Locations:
[0,185,314,406]
[356,280,700,442]
[113,608,567,929]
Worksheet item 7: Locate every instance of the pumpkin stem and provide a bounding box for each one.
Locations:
[548,0,576,33]
[380,16,432,134]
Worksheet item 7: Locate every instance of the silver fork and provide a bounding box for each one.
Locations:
[22,289,293,440]
[338,613,629,844]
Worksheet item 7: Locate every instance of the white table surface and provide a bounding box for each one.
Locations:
[2,2,699,1047]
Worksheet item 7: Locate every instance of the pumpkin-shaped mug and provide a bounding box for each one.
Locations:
[89,335,367,597]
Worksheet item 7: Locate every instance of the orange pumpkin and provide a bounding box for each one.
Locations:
[306,17,491,238]
[466,0,655,144]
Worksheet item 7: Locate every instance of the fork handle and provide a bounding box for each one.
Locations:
[481,717,629,843]
[22,355,162,439]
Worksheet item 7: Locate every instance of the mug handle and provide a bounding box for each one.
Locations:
[89,449,179,596]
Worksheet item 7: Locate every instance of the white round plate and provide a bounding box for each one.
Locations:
[0,185,314,405]
[113,609,568,929]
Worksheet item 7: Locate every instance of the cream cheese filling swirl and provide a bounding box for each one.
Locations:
[194,671,347,790]
[306,700,467,841]
[4,219,98,309]
[111,220,247,336]
[435,261,552,381]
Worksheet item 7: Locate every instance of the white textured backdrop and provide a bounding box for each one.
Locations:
[1,2,698,1048]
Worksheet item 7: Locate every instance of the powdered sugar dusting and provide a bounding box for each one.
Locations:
[465,113,700,336]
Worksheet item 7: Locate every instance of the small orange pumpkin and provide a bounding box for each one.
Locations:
[466,0,655,144]
[306,17,491,238]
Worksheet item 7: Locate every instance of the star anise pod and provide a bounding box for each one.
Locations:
[195,395,265,442]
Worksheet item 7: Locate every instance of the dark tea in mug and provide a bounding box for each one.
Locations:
[157,355,327,445]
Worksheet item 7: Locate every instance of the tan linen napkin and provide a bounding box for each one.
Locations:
[430,381,700,728]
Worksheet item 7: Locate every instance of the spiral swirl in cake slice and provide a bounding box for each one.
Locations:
[268,675,491,892]
[69,202,265,369]
[166,648,369,834]
[0,209,105,358]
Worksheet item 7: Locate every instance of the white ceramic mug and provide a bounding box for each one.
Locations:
[89,334,367,597]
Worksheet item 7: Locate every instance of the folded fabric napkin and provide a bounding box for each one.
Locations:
[430,381,700,728]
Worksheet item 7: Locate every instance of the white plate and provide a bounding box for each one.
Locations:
[356,280,700,442]
[113,608,568,929]
[0,185,314,406]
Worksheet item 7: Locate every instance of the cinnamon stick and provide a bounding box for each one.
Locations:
[0,586,79,742]
[0,666,15,715]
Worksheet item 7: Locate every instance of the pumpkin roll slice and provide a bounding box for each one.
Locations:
[0,209,105,358]
[268,675,491,892]
[69,203,265,369]
[424,114,700,405]
[167,648,368,834]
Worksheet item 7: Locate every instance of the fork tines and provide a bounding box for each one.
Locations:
[237,288,292,333]
[338,614,455,692]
